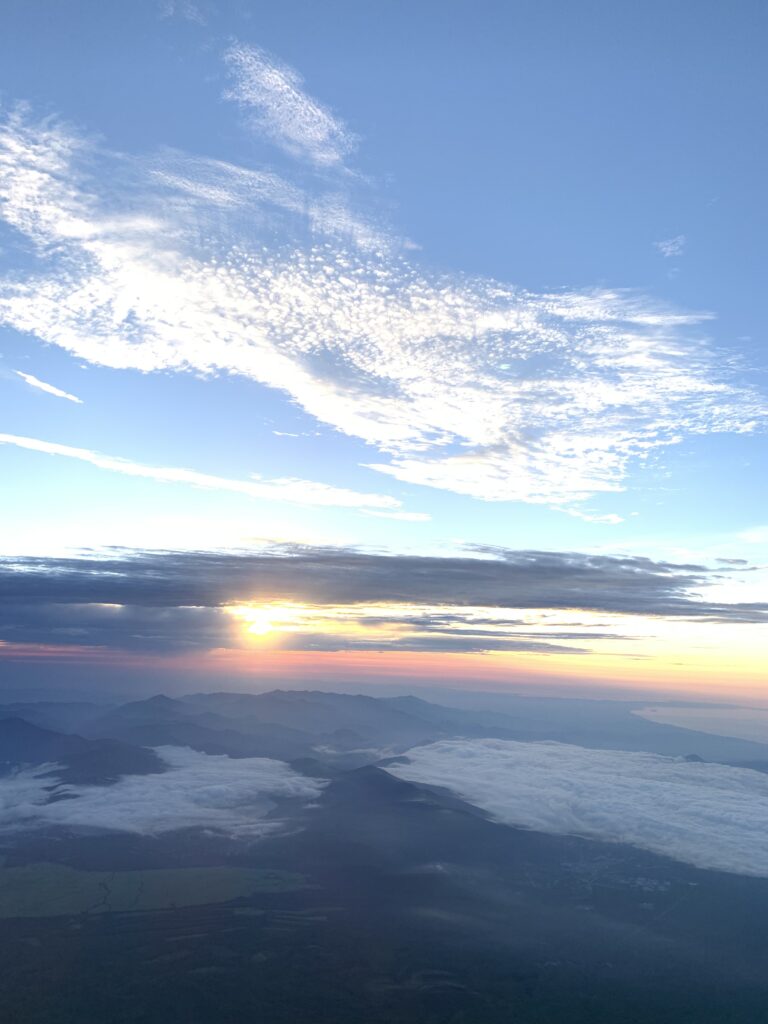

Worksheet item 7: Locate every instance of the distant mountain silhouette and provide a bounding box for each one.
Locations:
[182,690,446,749]
[0,717,163,784]
[81,690,445,763]
[81,694,316,759]
[10,690,768,781]
[0,701,104,734]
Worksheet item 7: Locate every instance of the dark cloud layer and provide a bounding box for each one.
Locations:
[0,545,749,613]
[0,546,765,654]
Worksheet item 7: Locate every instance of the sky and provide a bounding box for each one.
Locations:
[0,0,766,702]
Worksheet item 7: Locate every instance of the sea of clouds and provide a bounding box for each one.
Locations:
[0,746,325,837]
[386,738,768,878]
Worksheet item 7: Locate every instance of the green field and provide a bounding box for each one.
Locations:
[0,863,305,918]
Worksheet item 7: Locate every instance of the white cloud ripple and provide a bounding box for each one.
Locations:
[224,44,356,167]
[0,111,763,510]
[386,738,768,878]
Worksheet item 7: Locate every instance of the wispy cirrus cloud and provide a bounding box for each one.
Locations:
[361,509,432,522]
[0,433,409,512]
[223,44,356,168]
[655,234,686,259]
[150,151,392,251]
[14,370,83,403]
[159,0,206,25]
[0,110,763,515]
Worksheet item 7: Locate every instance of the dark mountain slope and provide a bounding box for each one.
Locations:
[0,717,163,784]
[182,690,446,749]
[82,695,316,761]
[0,702,104,734]
[382,693,768,764]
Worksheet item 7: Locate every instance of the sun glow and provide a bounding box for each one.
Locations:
[226,603,304,637]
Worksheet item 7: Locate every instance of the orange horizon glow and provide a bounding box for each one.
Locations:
[2,639,767,705]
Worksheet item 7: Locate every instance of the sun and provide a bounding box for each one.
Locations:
[243,607,281,636]
[226,603,302,639]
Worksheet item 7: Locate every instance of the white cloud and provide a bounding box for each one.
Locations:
[361,509,432,522]
[150,152,391,251]
[0,113,762,511]
[0,432,406,511]
[224,44,356,168]
[14,370,83,404]
[738,525,768,544]
[159,1,206,25]
[0,745,324,837]
[555,506,624,524]
[387,738,768,877]
[655,235,686,259]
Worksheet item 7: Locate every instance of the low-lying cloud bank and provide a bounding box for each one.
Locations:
[0,745,324,837]
[386,738,768,878]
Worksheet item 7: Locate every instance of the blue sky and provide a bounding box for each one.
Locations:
[0,1,766,697]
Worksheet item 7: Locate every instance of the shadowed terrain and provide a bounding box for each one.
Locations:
[2,690,768,1022]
